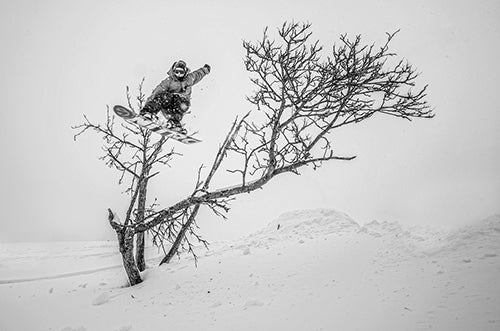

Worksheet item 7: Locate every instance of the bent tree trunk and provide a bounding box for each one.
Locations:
[159,204,202,265]
[108,209,142,285]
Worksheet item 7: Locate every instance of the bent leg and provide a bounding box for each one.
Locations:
[140,93,173,116]
[172,94,191,113]
[161,94,190,124]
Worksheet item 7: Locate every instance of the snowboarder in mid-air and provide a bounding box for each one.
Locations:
[140,60,211,133]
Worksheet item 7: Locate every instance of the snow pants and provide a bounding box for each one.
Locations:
[141,93,190,124]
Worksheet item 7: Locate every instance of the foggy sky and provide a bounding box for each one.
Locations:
[0,0,499,242]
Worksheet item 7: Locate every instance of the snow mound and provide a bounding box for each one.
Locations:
[447,214,500,241]
[227,209,360,253]
[359,220,442,244]
[359,220,441,257]
[359,220,407,237]
[359,214,500,258]
[443,214,500,252]
[265,209,360,236]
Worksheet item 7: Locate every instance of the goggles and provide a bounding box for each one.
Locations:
[174,68,186,76]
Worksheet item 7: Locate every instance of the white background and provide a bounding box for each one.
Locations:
[0,0,499,242]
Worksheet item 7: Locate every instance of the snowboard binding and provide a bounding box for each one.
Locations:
[140,111,187,134]
[113,105,200,144]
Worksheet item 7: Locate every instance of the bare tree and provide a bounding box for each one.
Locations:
[152,22,433,269]
[73,81,178,284]
[75,22,433,286]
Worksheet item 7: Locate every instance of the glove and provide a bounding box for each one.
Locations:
[204,64,211,73]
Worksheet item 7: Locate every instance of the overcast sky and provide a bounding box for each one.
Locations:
[0,0,499,242]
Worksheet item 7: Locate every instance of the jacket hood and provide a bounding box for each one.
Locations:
[168,60,191,80]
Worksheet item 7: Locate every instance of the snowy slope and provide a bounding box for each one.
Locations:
[0,209,499,331]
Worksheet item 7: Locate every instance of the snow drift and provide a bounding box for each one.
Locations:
[1,209,499,331]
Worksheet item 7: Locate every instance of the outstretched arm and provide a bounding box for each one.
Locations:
[186,64,210,86]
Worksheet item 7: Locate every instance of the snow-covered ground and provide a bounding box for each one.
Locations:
[1,209,499,331]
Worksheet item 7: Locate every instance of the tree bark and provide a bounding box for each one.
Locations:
[135,232,146,271]
[135,174,149,272]
[118,227,142,286]
[109,209,142,286]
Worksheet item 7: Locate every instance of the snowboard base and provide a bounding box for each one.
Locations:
[113,105,201,144]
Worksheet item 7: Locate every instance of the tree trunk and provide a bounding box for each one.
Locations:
[135,232,146,271]
[135,173,149,271]
[117,227,142,286]
[160,238,179,265]
[108,209,142,286]
[160,204,202,265]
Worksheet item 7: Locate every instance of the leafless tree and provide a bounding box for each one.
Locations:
[73,81,178,284]
[75,22,433,286]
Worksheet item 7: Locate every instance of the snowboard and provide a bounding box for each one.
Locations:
[112,105,201,144]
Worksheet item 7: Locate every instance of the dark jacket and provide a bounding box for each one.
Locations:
[147,65,210,102]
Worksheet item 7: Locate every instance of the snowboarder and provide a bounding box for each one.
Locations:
[139,60,211,133]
